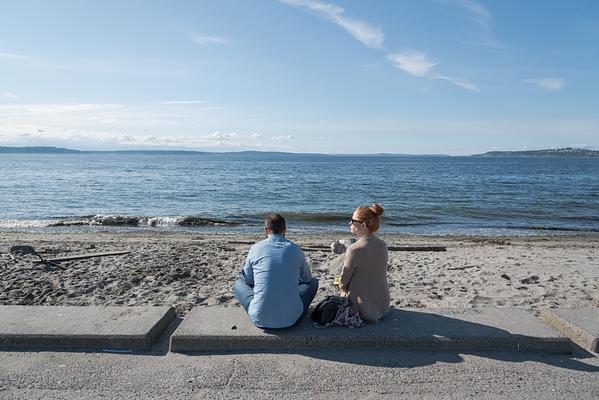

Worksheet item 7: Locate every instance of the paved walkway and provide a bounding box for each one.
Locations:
[1,305,598,399]
[1,347,598,399]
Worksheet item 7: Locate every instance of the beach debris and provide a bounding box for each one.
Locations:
[32,250,130,264]
[331,238,357,254]
[231,325,237,330]
[102,349,133,354]
[9,245,66,269]
[447,265,477,271]
[10,245,44,260]
[520,275,540,285]
[500,274,511,281]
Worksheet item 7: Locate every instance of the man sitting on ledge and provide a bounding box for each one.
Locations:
[234,213,319,329]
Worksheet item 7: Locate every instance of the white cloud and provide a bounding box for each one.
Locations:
[387,52,478,92]
[156,100,208,105]
[386,52,438,77]
[0,125,272,149]
[192,36,230,45]
[0,51,29,59]
[271,135,295,141]
[279,0,384,49]
[1,91,17,99]
[524,78,565,91]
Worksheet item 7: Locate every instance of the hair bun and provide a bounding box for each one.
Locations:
[370,203,384,216]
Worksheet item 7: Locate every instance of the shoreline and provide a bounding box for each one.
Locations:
[1,231,598,316]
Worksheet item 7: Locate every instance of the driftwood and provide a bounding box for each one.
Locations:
[33,251,130,263]
[301,245,448,252]
[228,241,447,252]
[388,246,446,252]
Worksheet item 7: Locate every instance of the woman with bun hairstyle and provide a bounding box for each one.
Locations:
[338,203,390,322]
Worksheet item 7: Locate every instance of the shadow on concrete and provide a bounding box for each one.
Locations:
[296,347,599,372]
[188,308,599,372]
[297,308,599,372]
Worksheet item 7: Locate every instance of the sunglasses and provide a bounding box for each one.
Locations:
[349,219,364,225]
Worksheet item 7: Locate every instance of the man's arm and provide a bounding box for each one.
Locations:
[297,247,312,284]
[241,247,255,285]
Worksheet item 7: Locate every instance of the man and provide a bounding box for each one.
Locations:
[233,213,319,328]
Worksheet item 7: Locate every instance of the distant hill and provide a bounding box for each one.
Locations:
[473,147,599,157]
[0,146,82,154]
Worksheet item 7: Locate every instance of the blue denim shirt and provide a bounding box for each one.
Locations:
[242,234,313,328]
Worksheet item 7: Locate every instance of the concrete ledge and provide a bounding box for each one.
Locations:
[0,306,176,351]
[541,309,598,353]
[170,307,570,353]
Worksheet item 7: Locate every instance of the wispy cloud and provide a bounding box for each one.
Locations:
[1,91,17,99]
[437,0,508,49]
[387,51,479,92]
[456,37,507,50]
[524,78,565,91]
[0,51,30,59]
[155,100,208,105]
[436,75,479,91]
[279,0,384,49]
[0,103,123,116]
[192,36,230,45]
[437,0,492,31]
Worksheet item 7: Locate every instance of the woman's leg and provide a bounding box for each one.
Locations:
[233,277,254,312]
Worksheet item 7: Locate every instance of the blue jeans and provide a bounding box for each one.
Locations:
[234,277,319,321]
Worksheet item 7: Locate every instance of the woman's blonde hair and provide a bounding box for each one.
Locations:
[354,203,384,233]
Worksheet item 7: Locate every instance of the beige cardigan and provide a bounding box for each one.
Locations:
[339,234,390,322]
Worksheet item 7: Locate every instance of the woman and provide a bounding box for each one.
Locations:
[338,203,390,323]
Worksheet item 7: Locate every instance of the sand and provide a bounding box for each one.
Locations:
[0,231,597,316]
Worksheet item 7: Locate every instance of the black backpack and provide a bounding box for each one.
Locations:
[310,295,348,325]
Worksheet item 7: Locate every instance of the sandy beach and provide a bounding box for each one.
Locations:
[0,231,597,316]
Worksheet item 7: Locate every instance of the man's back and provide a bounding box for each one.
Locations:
[243,235,312,328]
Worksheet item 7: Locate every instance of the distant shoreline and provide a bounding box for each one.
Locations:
[2,145,598,157]
[472,147,599,157]
[0,146,447,157]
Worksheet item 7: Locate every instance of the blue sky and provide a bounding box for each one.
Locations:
[0,0,598,155]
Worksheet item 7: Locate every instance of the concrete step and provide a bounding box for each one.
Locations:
[0,306,176,351]
[541,309,598,353]
[170,307,571,353]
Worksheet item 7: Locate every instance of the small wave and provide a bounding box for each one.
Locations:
[0,219,54,228]
[47,215,241,227]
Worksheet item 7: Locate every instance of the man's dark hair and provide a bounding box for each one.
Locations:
[265,213,286,234]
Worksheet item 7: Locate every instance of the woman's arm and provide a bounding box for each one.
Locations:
[339,247,357,293]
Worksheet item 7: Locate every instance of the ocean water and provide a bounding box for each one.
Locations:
[1,153,598,235]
